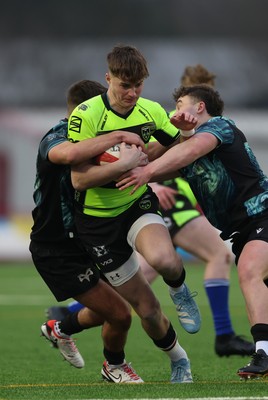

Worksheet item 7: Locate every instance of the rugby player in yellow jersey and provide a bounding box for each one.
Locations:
[67,44,200,383]
[31,79,148,383]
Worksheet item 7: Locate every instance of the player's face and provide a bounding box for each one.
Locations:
[106,73,144,113]
[176,95,200,116]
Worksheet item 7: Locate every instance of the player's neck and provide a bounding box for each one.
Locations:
[106,91,133,115]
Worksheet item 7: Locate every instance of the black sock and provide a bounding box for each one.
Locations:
[152,323,177,351]
[58,311,84,335]
[251,323,268,342]
[103,348,125,365]
[163,268,186,288]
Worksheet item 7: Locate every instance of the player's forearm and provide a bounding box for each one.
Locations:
[149,170,180,182]
[146,137,200,180]
[147,141,166,161]
[71,161,135,191]
[66,134,121,165]
[67,131,144,165]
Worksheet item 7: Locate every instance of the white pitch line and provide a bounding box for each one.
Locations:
[0,294,53,305]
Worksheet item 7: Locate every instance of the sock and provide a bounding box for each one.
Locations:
[163,267,186,289]
[152,323,187,361]
[58,311,84,335]
[169,283,185,294]
[204,279,234,337]
[103,348,125,365]
[251,323,268,344]
[256,341,268,354]
[67,301,84,313]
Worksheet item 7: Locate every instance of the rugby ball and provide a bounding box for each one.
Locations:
[95,144,121,165]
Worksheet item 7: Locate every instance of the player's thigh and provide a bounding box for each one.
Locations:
[114,268,161,319]
[173,216,230,261]
[238,240,268,283]
[137,252,159,284]
[75,279,131,323]
[135,223,178,266]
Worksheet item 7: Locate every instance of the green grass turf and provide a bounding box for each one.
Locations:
[0,261,267,399]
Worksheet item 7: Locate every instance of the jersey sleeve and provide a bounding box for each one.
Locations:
[151,102,180,146]
[39,121,68,160]
[67,102,96,143]
[197,116,235,145]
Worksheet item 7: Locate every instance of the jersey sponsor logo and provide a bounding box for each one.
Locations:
[69,116,82,133]
[100,258,113,267]
[77,267,94,282]
[141,123,156,143]
[92,245,108,257]
[256,227,264,234]
[77,104,88,111]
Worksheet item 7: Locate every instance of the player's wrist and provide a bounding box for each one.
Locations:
[180,128,195,137]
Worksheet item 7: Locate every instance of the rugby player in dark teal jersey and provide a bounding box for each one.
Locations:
[143,62,254,357]
[30,79,147,383]
[67,44,201,383]
[117,84,268,380]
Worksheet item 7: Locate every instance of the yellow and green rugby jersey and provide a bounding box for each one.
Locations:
[68,92,180,217]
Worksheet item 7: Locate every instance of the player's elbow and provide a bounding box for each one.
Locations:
[71,175,87,191]
[65,148,81,165]
[72,180,86,192]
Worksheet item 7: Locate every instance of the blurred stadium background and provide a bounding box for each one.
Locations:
[0,0,268,261]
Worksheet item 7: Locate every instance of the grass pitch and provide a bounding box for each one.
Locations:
[0,261,267,399]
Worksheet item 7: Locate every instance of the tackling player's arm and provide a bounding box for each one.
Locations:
[116,131,218,193]
[71,143,148,191]
[48,131,145,165]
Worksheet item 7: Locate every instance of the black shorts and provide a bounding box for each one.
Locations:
[224,212,268,264]
[75,187,162,274]
[29,240,100,302]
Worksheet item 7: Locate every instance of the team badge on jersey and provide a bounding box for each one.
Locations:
[139,196,151,210]
[141,123,156,143]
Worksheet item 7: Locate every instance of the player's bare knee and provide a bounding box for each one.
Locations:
[220,247,233,264]
[118,313,132,331]
[111,308,132,331]
[139,298,162,326]
[238,261,257,289]
[147,252,182,277]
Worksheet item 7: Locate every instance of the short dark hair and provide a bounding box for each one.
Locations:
[173,84,224,116]
[107,44,149,83]
[67,80,107,107]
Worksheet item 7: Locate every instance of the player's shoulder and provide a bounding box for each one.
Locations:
[41,119,67,141]
[137,97,166,117]
[39,119,68,153]
[75,94,104,115]
[198,116,235,144]
[137,97,163,108]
